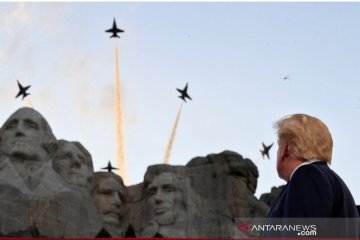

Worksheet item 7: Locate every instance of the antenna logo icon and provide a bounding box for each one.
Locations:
[237,222,250,235]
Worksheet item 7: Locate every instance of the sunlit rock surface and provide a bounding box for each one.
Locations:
[0,108,280,238]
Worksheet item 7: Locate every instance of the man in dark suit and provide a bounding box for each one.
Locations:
[263,114,359,238]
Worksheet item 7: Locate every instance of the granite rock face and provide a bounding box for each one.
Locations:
[260,185,286,208]
[122,151,270,238]
[0,108,103,237]
[0,108,273,238]
[92,172,129,237]
[186,150,269,218]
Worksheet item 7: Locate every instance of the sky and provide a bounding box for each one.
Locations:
[1,2,360,203]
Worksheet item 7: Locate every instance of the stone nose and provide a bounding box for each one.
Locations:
[154,190,165,204]
[15,131,25,137]
[15,122,26,137]
[111,193,122,208]
[71,157,82,169]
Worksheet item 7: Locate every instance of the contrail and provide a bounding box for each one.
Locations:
[163,102,183,164]
[114,43,129,185]
[26,98,33,108]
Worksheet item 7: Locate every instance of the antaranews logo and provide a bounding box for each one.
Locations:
[236,218,360,238]
[236,222,250,235]
[236,222,317,236]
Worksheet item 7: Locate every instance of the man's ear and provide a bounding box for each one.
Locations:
[280,141,290,162]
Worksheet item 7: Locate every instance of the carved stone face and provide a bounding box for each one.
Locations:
[0,108,49,161]
[147,172,185,226]
[93,175,125,226]
[247,171,258,194]
[53,142,93,188]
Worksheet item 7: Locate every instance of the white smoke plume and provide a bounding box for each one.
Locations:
[26,98,33,108]
[163,102,183,164]
[114,44,129,185]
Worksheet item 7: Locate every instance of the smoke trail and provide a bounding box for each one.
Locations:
[26,98,33,108]
[163,102,183,164]
[114,43,129,185]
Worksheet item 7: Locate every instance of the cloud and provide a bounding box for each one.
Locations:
[0,3,67,68]
[0,3,34,37]
[97,84,114,119]
[0,3,139,136]
[0,3,33,64]
[40,3,67,35]
[0,3,67,37]
[95,83,139,128]
[0,49,4,65]
[73,79,93,120]
[35,88,56,109]
[0,80,16,107]
[123,84,139,128]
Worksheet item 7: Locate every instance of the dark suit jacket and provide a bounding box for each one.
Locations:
[268,161,358,218]
[263,161,359,238]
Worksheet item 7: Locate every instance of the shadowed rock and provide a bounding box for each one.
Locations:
[260,185,286,208]
[92,171,129,237]
[51,140,94,190]
[187,150,269,218]
[0,108,276,238]
[0,108,102,237]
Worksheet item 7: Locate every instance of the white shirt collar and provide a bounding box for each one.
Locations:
[289,159,324,181]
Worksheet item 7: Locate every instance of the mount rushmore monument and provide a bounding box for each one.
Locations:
[0,107,278,238]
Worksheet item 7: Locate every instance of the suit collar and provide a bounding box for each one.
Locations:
[289,159,326,180]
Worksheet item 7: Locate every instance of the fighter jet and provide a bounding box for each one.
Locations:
[260,142,273,160]
[176,83,192,102]
[105,18,124,38]
[283,74,290,81]
[15,80,31,100]
[102,161,119,172]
